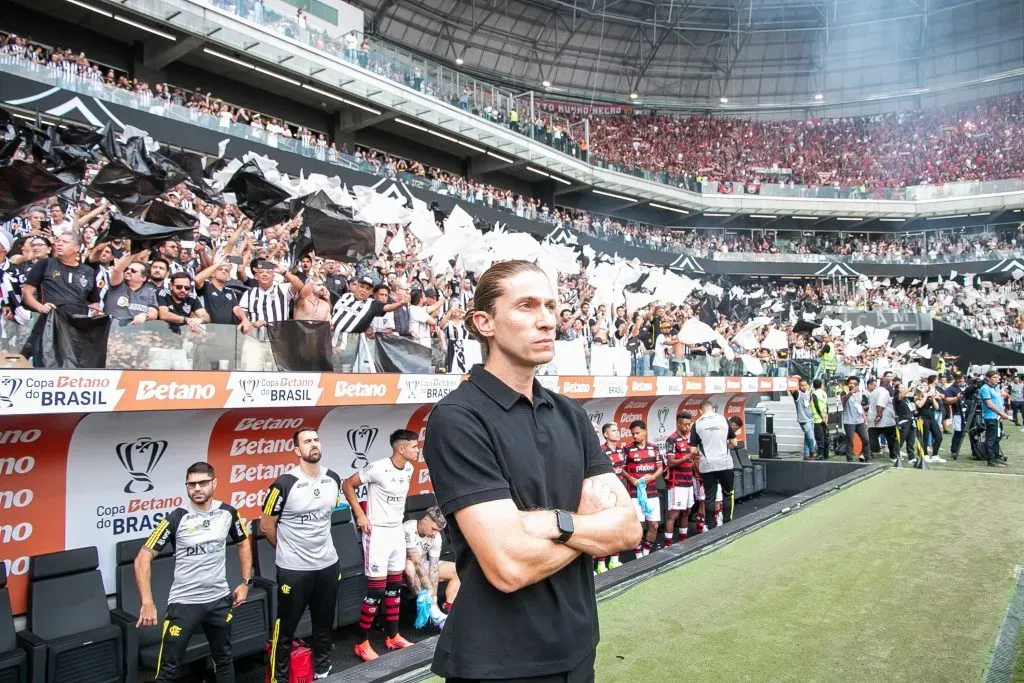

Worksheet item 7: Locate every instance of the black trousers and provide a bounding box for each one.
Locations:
[898,420,918,459]
[950,428,965,457]
[701,469,735,530]
[155,595,234,682]
[843,423,870,459]
[921,418,942,456]
[985,419,1002,464]
[271,563,339,683]
[813,422,829,459]
[447,649,596,683]
[875,426,898,459]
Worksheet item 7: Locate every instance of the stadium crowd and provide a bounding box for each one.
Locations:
[2,33,1024,376]
[2,145,1018,380]
[11,23,1024,202]
[5,32,1024,269]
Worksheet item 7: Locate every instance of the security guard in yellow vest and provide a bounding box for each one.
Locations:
[820,342,838,381]
[935,356,946,376]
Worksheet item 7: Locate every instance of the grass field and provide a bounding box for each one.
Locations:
[425,430,1024,683]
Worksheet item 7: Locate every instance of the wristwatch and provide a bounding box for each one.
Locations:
[553,510,574,544]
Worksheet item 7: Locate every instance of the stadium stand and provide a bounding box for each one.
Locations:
[0,80,1021,377]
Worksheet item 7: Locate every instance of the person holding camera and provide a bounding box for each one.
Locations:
[840,376,870,462]
[979,370,1010,468]
[917,381,946,463]
[944,374,968,459]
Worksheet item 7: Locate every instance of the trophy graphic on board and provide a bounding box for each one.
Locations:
[116,437,169,493]
[0,376,23,408]
[346,426,379,470]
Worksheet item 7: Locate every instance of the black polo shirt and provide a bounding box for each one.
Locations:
[157,291,204,332]
[198,281,241,325]
[323,274,348,299]
[422,365,612,680]
[24,258,99,313]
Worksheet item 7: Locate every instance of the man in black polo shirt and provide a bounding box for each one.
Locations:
[103,259,159,326]
[158,272,209,333]
[321,260,348,300]
[423,260,641,682]
[194,259,244,325]
[20,232,101,367]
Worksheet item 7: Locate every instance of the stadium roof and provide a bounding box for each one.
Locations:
[364,0,1024,113]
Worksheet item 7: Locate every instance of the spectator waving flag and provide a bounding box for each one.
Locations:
[96,214,193,253]
[299,190,377,264]
[223,159,300,227]
[0,161,75,222]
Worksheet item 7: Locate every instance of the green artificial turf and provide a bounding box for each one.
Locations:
[422,431,1024,683]
[935,422,1024,476]
[594,469,1024,682]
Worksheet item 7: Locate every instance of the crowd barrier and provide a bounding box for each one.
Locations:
[0,370,797,615]
[1,316,793,378]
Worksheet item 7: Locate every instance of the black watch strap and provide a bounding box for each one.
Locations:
[554,509,574,543]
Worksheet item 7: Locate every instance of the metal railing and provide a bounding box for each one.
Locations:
[69,0,1024,203]
[6,57,1024,267]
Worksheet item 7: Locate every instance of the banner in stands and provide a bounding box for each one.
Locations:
[533,98,632,116]
[0,71,1009,280]
[0,389,770,614]
[834,308,934,332]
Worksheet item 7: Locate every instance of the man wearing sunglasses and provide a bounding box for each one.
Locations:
[103,254,158,326]
[158,272,209,333]
[134,462,253,683]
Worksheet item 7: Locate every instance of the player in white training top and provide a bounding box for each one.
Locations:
[342,429,417,662]
[403,506,461,629]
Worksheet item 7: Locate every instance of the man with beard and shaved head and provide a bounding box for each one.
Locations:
[260,428,343,681]
[134,462,252,683]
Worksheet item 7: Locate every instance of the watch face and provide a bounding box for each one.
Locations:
[556,510,574,539]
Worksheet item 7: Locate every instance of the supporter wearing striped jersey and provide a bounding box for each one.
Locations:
[595,423,627,573]
[663,411,696,546]
[134,462,252,683]
[342,429,417,662]
[330,275,403,343]
[260,428,342,682]
[623,420,663,556]
[234,259,303,371]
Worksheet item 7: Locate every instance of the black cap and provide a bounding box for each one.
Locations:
[252,259,276,270]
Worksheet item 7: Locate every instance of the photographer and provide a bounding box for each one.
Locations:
[944,374,968,459]
[840,376,870,462]
[917,381,945,463]
[979,370,1011,468]
[894,380,918,465]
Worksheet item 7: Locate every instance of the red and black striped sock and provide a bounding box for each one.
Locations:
[384,573,403,638]
[359,578,387,637]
